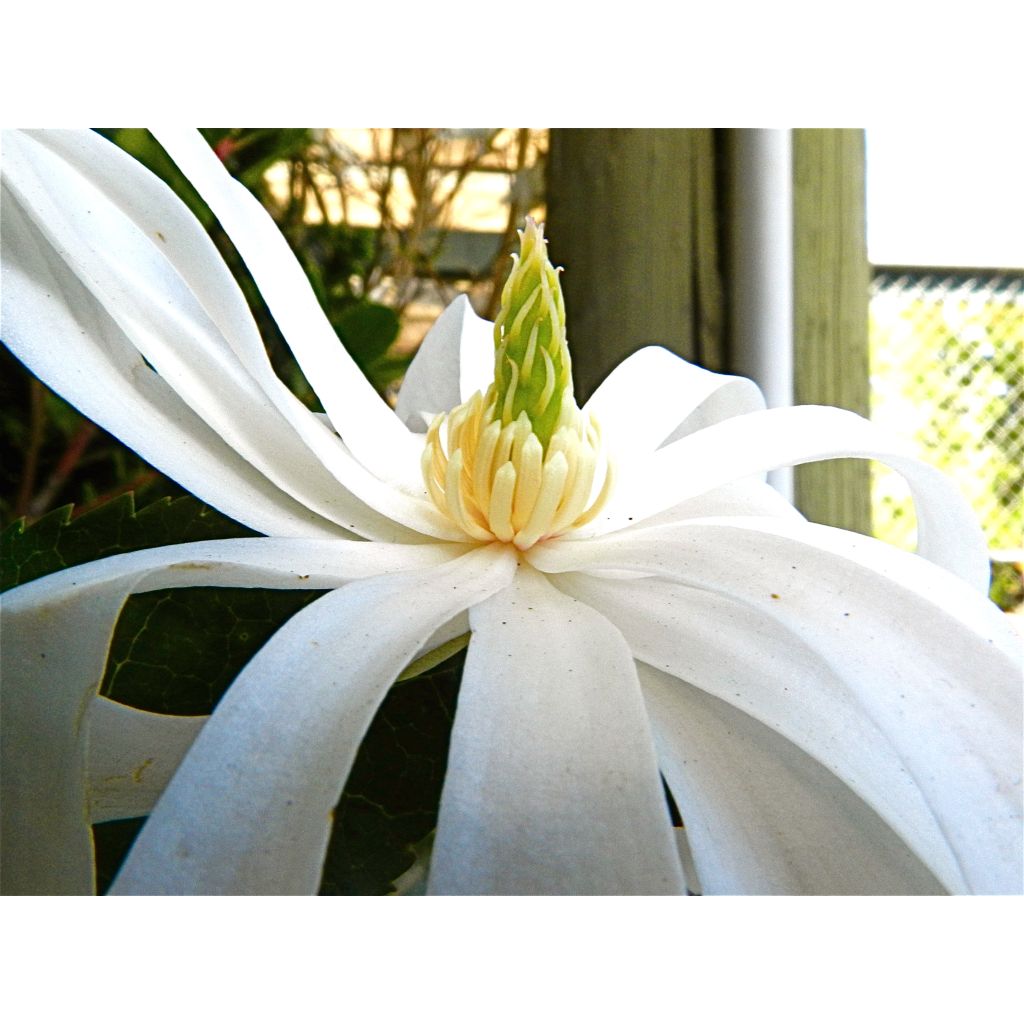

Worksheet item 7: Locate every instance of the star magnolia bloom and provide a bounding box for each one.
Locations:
[1,129,1021,897]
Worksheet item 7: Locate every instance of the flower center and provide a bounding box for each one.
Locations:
[422,387,612,549]
[421,219,614,549]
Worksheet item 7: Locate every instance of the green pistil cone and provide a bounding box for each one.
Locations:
[492,218,575,446]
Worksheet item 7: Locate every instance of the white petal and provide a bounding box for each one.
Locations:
[2,579,124,894]
[633,477,805,529]
[5,129,453,541]
[86,698,207,824]
[531,519,1023,894]
[6,131,421,538]
[2,171,351,539]
[0,536,457,894]
[555,570,964,892]
[639,664,945,894]
[577,479,803,583]
[583,346,765,459]
[395,295,494,429]
[428,564,685,895]
[149,128,427,494]
[111,544,516,894]
[60,126,450,534]
[587,405,990,591]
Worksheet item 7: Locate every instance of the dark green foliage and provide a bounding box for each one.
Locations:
[335,301,406,386]
[1,493,256,593]
[319,652,465,895]
[93,818,147,896]
[101,586,325,716]
[91,651,463,896]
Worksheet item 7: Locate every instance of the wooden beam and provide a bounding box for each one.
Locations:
[792,128,872,534]
[545,129,724,401]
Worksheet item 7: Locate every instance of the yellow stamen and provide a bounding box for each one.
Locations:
[422,387,612,550]
[488,462,517,542]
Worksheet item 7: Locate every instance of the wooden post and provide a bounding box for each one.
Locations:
[546,129,872,535]
[792,129,872,534]
[545,129,724,402]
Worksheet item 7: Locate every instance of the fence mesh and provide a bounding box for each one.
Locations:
[870,270,1023,559]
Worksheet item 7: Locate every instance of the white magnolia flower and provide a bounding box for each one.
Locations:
[1,128,1020,896]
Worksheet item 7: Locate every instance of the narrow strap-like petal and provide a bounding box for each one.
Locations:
[0,537,459,894]
[626,477,805,531]
[585,404,990,592]
[531,519,1023,894]
[111,544,515,895]
[428,564,685,895]
[2,578,129,894]
[638,664,946,894]
[583,346,765,460]
[148,128,427,495]
[86,698,207,824]
[555,570,965,892]
[4,129,455,541]
[394,295,495,429]
[2,176,351,539]
[5,131,422,539]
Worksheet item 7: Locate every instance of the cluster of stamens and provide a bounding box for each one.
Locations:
[421,219,613,549]
[423,387,612,549]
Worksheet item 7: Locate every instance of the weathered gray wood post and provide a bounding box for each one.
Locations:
[792,128,871,534]
[545,129,724,402]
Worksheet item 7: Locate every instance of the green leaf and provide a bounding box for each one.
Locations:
[96,630,465,892]
[101,585,326,716]
[1,492,256,593]
[93,818,147,895]
[318,648,465,895]
[337,302,401,374]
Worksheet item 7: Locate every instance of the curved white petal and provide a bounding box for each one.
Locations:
[587,405,990,592]
[111,544,516,895]
[583,346,765,459]
[554,570,965,892]
[2,578,125,894]
[531,519,1023,894]
[634,477,805,530]
[86,698,207,824]
[638,664,946,894]
[428,564,685,895]
[1,174,353,540]
[395,295,494,429]
[148,128,427,495]
[5,131,419,539]
[5,129,455,542]
[0,536,459,894]
[572,477,803,583]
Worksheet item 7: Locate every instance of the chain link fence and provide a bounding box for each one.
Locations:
[870,270,1023,561]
